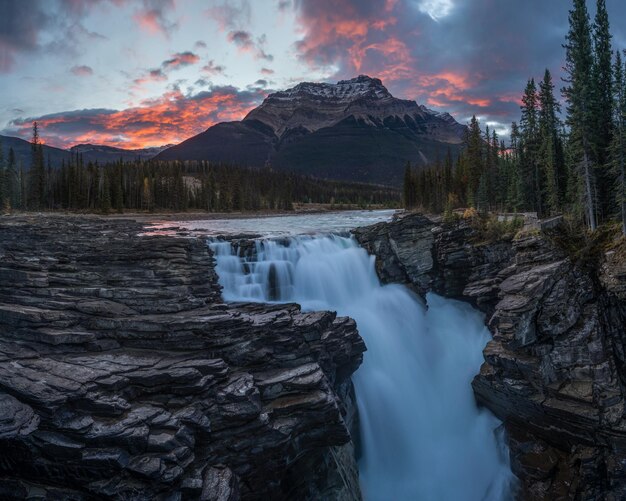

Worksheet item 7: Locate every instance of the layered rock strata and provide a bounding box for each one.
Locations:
[355,213,626,500]
[0,216,364,500]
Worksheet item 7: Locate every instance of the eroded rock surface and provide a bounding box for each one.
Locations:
[355,212,626,500]
[0,216,364,500]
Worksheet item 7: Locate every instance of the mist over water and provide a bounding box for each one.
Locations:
[209,235,515,500]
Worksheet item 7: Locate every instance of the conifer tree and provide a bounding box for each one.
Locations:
[611,50,626,235]
[563,0,597,229]
[520,78,541,213]
[465,115,483,207]
[538,69,562,215]
[592,0,613,217]
[29,122,46,210]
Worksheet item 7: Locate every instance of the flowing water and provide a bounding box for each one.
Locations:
[206,215,515,500]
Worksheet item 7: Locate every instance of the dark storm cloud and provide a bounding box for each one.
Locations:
[292,0,626,133]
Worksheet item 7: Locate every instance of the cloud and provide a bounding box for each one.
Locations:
[206,1,251,31]
[161,51,200,70]
[202,60,226,76]
[3,86,266,149]
[133,67,167,87]
[70,64,93,76]
[194,40,207,49]
[132,0,177,35]
[261,67,275,75]
[417,0,454,22]
[290,0,604,134]
[0,0,49,72]
[227,30,273,61]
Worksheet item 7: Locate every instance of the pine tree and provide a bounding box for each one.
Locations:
[538,69,562,215]
[29,122,46,210]
[611,50,626,235]
[520,78,541,213]
[563,0,597,230]
[465,115,483,207]
[592,0,614,219]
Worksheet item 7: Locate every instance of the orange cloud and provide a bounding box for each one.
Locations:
[7,87,264,150]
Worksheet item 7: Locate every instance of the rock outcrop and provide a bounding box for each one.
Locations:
[355,212,626,500]
[0,216,364,500]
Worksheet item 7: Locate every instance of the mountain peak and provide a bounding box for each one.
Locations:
[157,75,467,185]
[263,74,392,102]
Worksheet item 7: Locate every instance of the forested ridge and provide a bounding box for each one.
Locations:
[0,124,399,213]
[404,0,626,235]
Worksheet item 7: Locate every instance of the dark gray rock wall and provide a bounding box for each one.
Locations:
[0,216,364,500]
[355,212,626,500]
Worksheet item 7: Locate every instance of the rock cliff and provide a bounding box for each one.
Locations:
[0,216,364,500]
[355,212,626,500]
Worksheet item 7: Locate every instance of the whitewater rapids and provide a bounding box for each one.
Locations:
[209,235,515,500]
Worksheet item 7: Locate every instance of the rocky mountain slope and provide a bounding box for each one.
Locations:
[0,216,363,500]
[355,213,626,500]
[156,75,466,185]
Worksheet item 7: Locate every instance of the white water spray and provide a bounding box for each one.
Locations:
[209,235,515,500]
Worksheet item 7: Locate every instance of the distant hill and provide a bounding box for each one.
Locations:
[69,143,172,164]
[156,75,467,186]
[0,134,70,168]
[0,135,167,168]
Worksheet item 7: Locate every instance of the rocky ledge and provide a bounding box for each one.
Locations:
[0,216,364,500]
[355,213,626,500]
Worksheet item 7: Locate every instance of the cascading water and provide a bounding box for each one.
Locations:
[209,235,516,500]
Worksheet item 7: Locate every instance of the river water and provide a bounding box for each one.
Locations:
[160,211,516,500]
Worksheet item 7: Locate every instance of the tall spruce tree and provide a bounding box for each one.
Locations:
[29,122,46,210]
[520,78,541,213]
[538,69,562,215]
[563,0,597,229]
[611,50,626,234]
[465,115,483,207]
[592,0,614,219]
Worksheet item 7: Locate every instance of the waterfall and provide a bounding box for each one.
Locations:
[209,235,516,500]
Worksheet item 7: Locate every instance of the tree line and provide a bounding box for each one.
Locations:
[0,125,400,213]
[404,0,626,234]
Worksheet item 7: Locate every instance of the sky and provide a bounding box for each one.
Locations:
[1,0,626,149]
